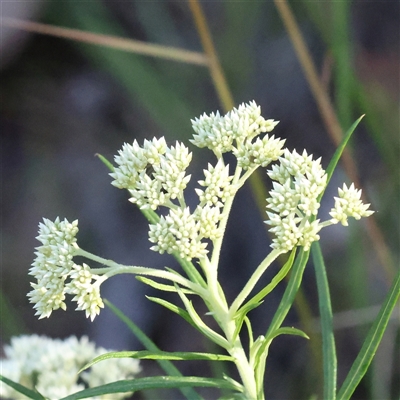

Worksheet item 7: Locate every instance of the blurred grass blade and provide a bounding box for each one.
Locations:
[0,289,26,339]
[337,267,400,400]
[311,242,337,400]
[104,299,202,400]
[323,115,364,194]
[2,17,208,66]
[0,375,46,400]
[60,376,238,400]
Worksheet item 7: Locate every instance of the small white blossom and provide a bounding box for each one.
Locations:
[28,218,107,320]
[110,137,167,190]
[149,207,208,261]
[265,213,303,253]
[265,149,328,252]
[190,101,279,156]
[196,160,234,206]
[234,135,285,169]
[190,110,233,154]
[112,138,192,210]
[195,204,223,240]
[28,218,79,319]
[0,335,140,400]
[265,149,374,252]
[329,183,374,226]
[65,264,105,321]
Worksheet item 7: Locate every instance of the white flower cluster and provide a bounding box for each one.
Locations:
[265,149,327,252]
[329,183,374,226]
[111,102,285,261]
[110,137,192,210]
[28,218,104,320]
[265,149,374,252]
[0,335,141,400]
[191,100,284,165]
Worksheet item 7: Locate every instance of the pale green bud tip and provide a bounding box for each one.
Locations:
[0,335,140,399]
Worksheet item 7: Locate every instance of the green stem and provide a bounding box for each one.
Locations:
[229,248,284,317]
[74,247,206,295]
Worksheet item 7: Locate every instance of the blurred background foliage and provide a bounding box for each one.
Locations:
[1,1,399,399]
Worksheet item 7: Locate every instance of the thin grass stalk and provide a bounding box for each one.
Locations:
[1,17,208,66]
[187,0,235,110]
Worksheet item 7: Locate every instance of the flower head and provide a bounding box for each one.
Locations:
[65,264,105,321]
[196,160,234,207]
[329,183,374,226]
[149,207,208,261]
[28,218,106,320]
[265,149,374,252]
[265,149,327,252]
[190,101,279,157]
[111,138,192,210]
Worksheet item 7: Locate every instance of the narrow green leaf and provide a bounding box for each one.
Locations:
[60,376,239,400]
[82,350,233,370]
[176,286,230,350]
[232,302,261,343]
[137,276,195,294]
[312,242,337,400]
[95,153,114,172]
[0,375,46,400]
[104,300,202,400]
[146,296,197,329]
[266,326,309,341]
[266,248,310,336]
[337,267,400,400]
[238,248,296,318]
[322,115,364,195]
[253,325,309,398]
[255,326,309,367]
[255,249,309,393]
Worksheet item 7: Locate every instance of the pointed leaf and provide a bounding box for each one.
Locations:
[95,153,114,172]
[137,276,195,294]
[82,350,234,371]
[266,327,309,342]
[237,248,296,320]
[232,302,261,343]
[266,248,310,336]
[146,296,197,329]
[321,115,364,199]
[176,286,230,350]
[0,375,46,400]
[59,376,239,400]
[312,242,337,400]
